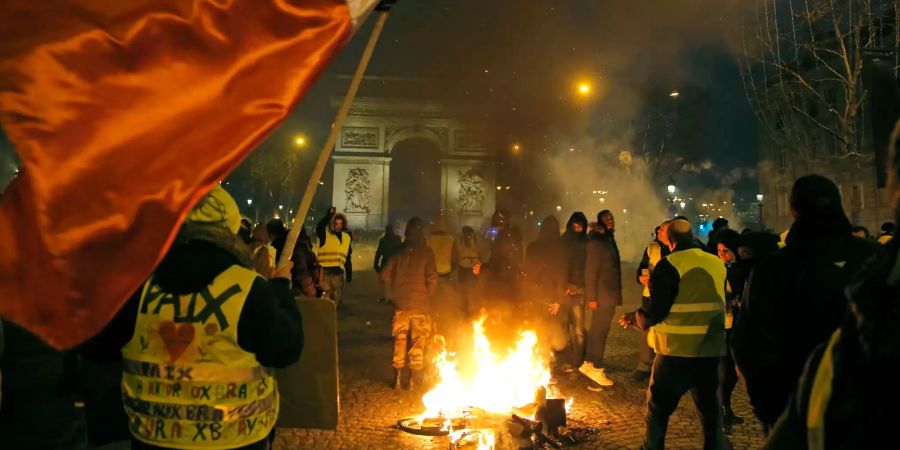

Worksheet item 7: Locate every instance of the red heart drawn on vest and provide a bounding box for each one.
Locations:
[158,321,195,362]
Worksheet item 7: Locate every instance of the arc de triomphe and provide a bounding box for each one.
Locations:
[331,77,495,231]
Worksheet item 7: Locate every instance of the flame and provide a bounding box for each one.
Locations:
[449,429,495,450]
[420,317,552,421]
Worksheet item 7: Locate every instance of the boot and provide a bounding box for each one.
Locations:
[393,368,403,390]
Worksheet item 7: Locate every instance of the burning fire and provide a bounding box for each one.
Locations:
[420,317,553,422]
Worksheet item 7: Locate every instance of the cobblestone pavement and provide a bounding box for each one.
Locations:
[276,267,767,450]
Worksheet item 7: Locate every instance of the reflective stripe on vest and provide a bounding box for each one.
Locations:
[807,329,841,450]
[428,234,455,275]
[643,242,663,297]
[317,231,350,269]
[121,265,277,449]
[648,248,727,358]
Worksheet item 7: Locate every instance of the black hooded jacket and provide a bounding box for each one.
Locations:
[81,240,304,368]
[732,215,878,426]
[524,216,566,301]
[561,212,589,290]
[585,227,623,306]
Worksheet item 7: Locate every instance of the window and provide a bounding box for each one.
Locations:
[777,187,789,217]
[777,147,788,170]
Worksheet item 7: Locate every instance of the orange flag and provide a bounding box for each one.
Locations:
[0,0,379,348]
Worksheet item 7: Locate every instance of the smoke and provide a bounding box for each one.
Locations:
[547,135,669,263]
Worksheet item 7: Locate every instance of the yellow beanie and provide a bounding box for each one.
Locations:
[186,185,242,235]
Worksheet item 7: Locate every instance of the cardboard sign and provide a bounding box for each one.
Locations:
[275,297,339,429]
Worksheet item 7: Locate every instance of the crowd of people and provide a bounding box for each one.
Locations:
[0,167,897,450]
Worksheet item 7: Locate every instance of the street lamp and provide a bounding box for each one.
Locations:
[512,143,521,155]
[294,135,307,147]
[680,201,686,209]
[667,184,676,194]
[756,194,764,228]
[246,199,252,206]
[578,83,590,95]
[555,205,562,212]
[669,91,680,98]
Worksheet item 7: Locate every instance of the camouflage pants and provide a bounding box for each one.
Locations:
[392,311,433,370]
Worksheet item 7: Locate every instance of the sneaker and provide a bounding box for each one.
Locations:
[579,364,615,387]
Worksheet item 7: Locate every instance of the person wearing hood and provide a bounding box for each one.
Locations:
[714,228,747,433]
[80,185,303,450]
[732,174,878,431]
[315,209,353,308]
[561,212,589,370]
[381,217,438,390]
[582,210,622,387]
[475,210,523,311]
[877,221,895,244]
[706,217,730,255]
[524,216,567,369]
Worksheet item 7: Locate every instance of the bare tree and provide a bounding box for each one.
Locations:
[740,0,899,159]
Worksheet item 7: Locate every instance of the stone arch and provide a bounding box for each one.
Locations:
[385,126,448,154]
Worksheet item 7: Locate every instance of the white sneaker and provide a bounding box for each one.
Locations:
[580,364,615,387]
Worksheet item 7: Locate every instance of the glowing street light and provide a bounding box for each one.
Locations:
[247,199,253,206]
[294,135,307,147]
[680,201,686,209]
[578,83,591,95]
[279,205,284,210]
[555,205,562,212]
[667,184,676,194]
[756,194,764,202]
[512,143,521,155]
[669,91,680,98]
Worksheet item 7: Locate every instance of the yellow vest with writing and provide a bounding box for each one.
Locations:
[427,234,455,275]
[642,242,663,297]
[317,231,351,270]
[648,249,727,357]
[121,266,277,450]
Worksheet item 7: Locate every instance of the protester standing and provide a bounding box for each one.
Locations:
[315,209,353,308]
[456,226,482,317]
[381,218,438,390]
[80,185,303,450]
[374,225,402,273]
[634,220,671,381]
[620,218,731,450]
[582,210,622,387]
[250,223,276,279]
[714,228,748,433]
[732,174,877,431]
[524,216,567,371]
[561,212,590,370]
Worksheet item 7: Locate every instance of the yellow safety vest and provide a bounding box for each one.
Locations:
[878,234,894,245]
[457,239,480,269]
[427,234,454,275]
[807,329,841,450]
[779,229,790,248]
[642,242,663,297]
[316,231,351,270]
[648,248,727,358]
[121,266,277,450]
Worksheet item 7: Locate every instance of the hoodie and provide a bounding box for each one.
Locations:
[524,216,566,301]
[562,212,589,289]
[81,240,304,368]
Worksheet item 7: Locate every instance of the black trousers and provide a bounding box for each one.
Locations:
[719,329,739,409]
[585,302,617,368]
[643,355,731,450]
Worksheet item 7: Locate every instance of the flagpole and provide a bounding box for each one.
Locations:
[278,10,389,268]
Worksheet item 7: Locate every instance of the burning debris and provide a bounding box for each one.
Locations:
[397,317,598,449]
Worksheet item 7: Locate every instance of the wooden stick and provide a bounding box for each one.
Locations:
[278,10,389,268]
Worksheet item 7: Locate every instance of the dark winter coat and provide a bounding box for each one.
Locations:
[292,235,320,297]
[380,241,438,313]
[584,230,623,306]
[732,217,879,426]
[764,239,899,450]
[562,212,589,290]
[524,216,566,301]
[374,233,402,272]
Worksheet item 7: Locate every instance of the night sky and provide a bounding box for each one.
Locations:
[267,0,760,203]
